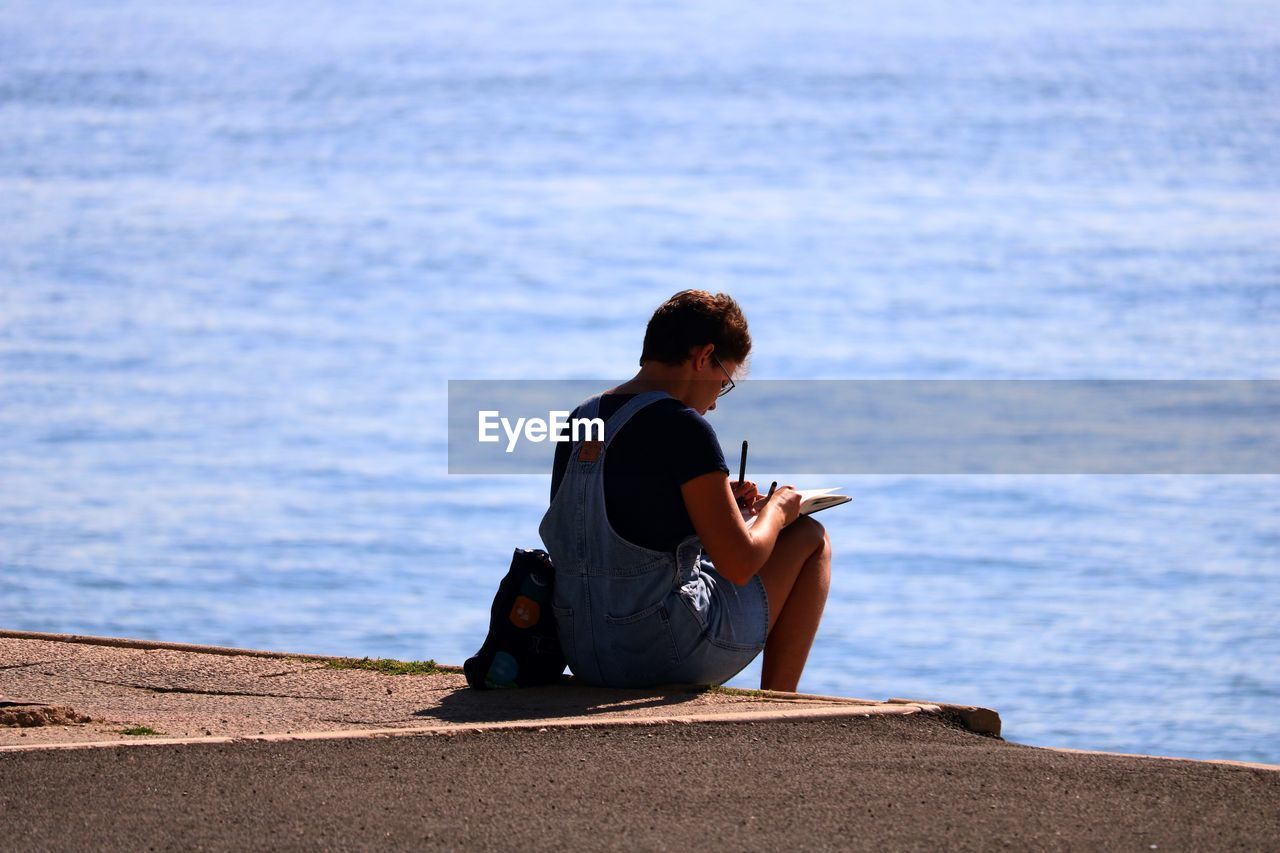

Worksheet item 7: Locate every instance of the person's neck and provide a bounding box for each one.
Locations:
[611,363,693,403]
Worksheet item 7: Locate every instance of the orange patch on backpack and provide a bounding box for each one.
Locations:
[510,595,540,629]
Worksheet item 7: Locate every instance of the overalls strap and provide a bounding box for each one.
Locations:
[571,391,673,464]
[601,391,673,445]
[576,393,605,421]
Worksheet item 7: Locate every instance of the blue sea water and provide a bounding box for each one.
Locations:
[1,0,1278,763]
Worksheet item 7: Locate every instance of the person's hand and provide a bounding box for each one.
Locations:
[756,485,801,526]
[731,479,759,517]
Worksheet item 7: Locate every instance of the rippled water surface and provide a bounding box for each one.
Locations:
[2,0,1278,763]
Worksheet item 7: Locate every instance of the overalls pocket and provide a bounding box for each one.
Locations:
[602,599,681,682]
[605,598,668,626]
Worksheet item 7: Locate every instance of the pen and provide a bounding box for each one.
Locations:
[764,481,777,504]
[737,440,748,508]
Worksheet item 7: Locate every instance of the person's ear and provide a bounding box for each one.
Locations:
[690,343,715,370]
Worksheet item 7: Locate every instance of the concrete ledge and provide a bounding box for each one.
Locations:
[888,696,1002,737]
[0,631,999,751]
[5,713,1277,851]
[0,702,928,753]
[4,632,1272,774]
[1030,744,1280,773]
[0,629,463,672]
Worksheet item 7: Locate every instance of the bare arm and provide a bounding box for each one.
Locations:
[681,471,801,585]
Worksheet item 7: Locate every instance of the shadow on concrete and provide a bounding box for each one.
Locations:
[421,678,705,723]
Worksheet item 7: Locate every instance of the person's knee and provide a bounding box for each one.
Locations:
[789,515,828,555]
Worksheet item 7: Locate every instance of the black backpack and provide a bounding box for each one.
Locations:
[464,548,566,689]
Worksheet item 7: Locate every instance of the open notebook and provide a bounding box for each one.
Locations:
[744,487,851,527]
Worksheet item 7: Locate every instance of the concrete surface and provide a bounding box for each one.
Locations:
[2,631,1276,850]
[3,714,1277,851]
[0,633,986,750]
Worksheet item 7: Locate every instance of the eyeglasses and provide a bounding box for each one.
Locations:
[711,355,736,398]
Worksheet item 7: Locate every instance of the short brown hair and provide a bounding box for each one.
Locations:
[640,290,751,367]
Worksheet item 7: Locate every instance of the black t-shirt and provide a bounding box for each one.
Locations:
[550,394,729,553]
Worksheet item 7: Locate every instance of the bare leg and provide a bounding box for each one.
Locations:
[755,516,832,692]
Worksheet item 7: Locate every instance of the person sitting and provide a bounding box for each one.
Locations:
[541,289,831,692]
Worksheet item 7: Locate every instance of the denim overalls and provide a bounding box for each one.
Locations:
[538,390,769,688]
